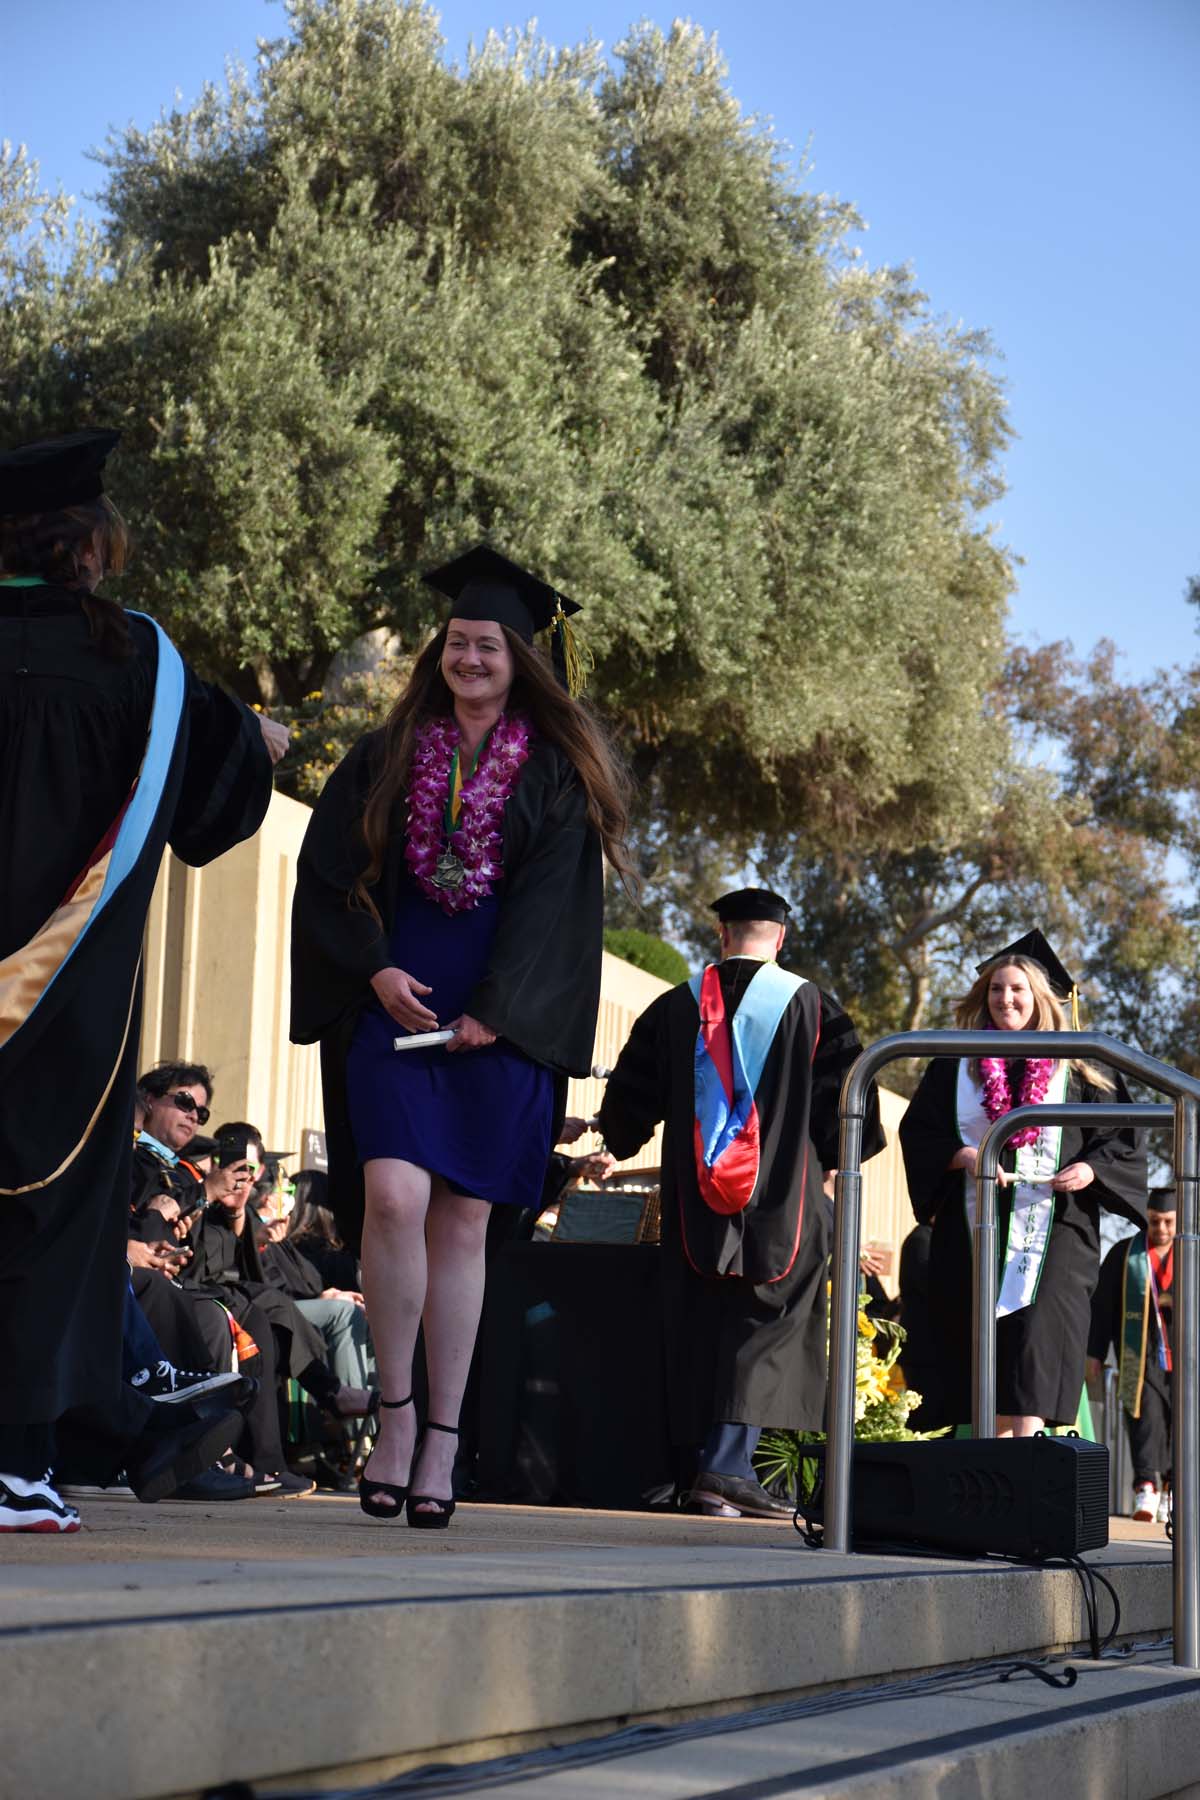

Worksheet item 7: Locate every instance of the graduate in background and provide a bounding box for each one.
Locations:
[291,545,630,1528]
[0,431,282,1531]
[1088,1192,1176,1524]
[596,888,884,1519]
[900,932,1147,1437]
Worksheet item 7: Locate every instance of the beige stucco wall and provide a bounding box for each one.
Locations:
[138,795,911,1266]
[139,790,323,1151]
[860,1086,913,1294]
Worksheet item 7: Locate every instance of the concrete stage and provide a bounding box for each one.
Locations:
[1,1498,1189,1800]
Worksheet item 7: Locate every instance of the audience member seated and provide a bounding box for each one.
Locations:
[183,1117,376,1445]
[208,1123,376,1432]
[131,1063,321,1493]
[286,1171,361,1292]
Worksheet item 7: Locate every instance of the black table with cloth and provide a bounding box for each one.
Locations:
[474,1241,676,1509]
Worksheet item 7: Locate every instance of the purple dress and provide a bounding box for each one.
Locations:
[345,876,554,1206]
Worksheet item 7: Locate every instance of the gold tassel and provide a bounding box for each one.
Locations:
[553,599,593,698]
[1070,985,1081,1031]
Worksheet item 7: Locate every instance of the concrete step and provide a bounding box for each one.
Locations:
[0,1498,1176,1800]
[400,1649,1200,1800]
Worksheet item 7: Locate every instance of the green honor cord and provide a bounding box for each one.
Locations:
[443,728,494,837]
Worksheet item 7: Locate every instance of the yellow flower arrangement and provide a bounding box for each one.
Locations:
[755,1284,947,1503]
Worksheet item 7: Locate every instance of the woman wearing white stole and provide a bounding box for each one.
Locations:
[899,931,1147,1436]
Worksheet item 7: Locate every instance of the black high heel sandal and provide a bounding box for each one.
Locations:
[358,1395,414,1520]
[406,1421,459,1530]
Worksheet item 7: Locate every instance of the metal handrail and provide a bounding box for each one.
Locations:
[830,1028,1200,1669]
[973,1103,1174,1436]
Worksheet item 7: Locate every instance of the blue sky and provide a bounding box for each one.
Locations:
[4,0,1198,678]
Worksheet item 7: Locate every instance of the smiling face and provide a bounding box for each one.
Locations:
[441,618,515,710]
[986,963,1036,1032]
[1148,1207,1177,1250]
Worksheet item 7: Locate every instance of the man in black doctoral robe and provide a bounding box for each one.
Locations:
[0,431,280,1529]
[597,888,884,1518]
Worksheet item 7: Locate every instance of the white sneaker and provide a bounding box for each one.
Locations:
[58,1478,136,1501]
[1157,1491,1172,1525]
[0,1471,81,1533]
[1132,1481,1160,1522]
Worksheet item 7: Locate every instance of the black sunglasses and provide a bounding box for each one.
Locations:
[167,1090,211,1126]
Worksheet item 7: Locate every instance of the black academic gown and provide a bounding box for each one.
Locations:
[597,960,884,1443]
[900,1057,1147,1426]
[1088,1233,1173,1412]
[185,1206,328,1378]
[290,728,604,1249]
[0,586,272,1426]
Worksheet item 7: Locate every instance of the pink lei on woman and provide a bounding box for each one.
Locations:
[978,1049,1057,1148]
[405,712,534,914]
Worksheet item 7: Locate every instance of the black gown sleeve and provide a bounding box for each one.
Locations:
[808,990,885,1170]
[169,669,274,867]
[1087,1238,1126,1362]
[597,992,672,1162]
[899,1058,964,1225]
[290,735,393,1043]
[1076,1073,1148,1227]
[466,754,604,1078]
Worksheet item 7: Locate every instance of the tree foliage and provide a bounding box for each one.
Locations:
[610,637,1200,1082]
[603,927,691,987]
[0,0,1013,862]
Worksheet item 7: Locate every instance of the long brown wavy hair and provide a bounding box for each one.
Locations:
[0,495,132,659]
[355,624,635,920]
[955,954,1114,1091]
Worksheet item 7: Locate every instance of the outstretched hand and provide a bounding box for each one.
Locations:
[371,966,438,1032]
[257,713,290,765]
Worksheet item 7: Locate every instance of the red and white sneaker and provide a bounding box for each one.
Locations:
[0,1471,81,1533]
[1132,1480,1160,1522]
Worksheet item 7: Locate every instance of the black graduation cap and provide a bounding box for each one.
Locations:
[422,543,590,693]
[423,543,578,644]
[711,887,793,926]
[975,928,1075,1000]
[0,429,120,515]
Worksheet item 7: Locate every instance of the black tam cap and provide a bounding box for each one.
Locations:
[976,929,1076,1001]
[422,543,579,645]
[711,888,793,926]
[0,429,120,516]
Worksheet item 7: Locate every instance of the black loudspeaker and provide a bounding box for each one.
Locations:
[817,1435,1109,1558]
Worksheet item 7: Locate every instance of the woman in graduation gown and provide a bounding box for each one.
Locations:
[899,931,1147,1435]
[0,430,281,1530]
[290,545,630,1526]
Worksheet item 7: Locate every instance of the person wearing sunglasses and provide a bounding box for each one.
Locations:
[138,1067,213,1153]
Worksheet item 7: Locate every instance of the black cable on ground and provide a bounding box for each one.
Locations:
[205,1625,1151,1800]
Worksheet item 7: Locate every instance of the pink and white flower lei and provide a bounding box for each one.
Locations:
[979,1043,1056,1148]
[405,711,534,914]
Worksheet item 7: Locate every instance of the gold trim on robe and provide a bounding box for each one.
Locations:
[0,854,111,1053]
[0,961,139,1195]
